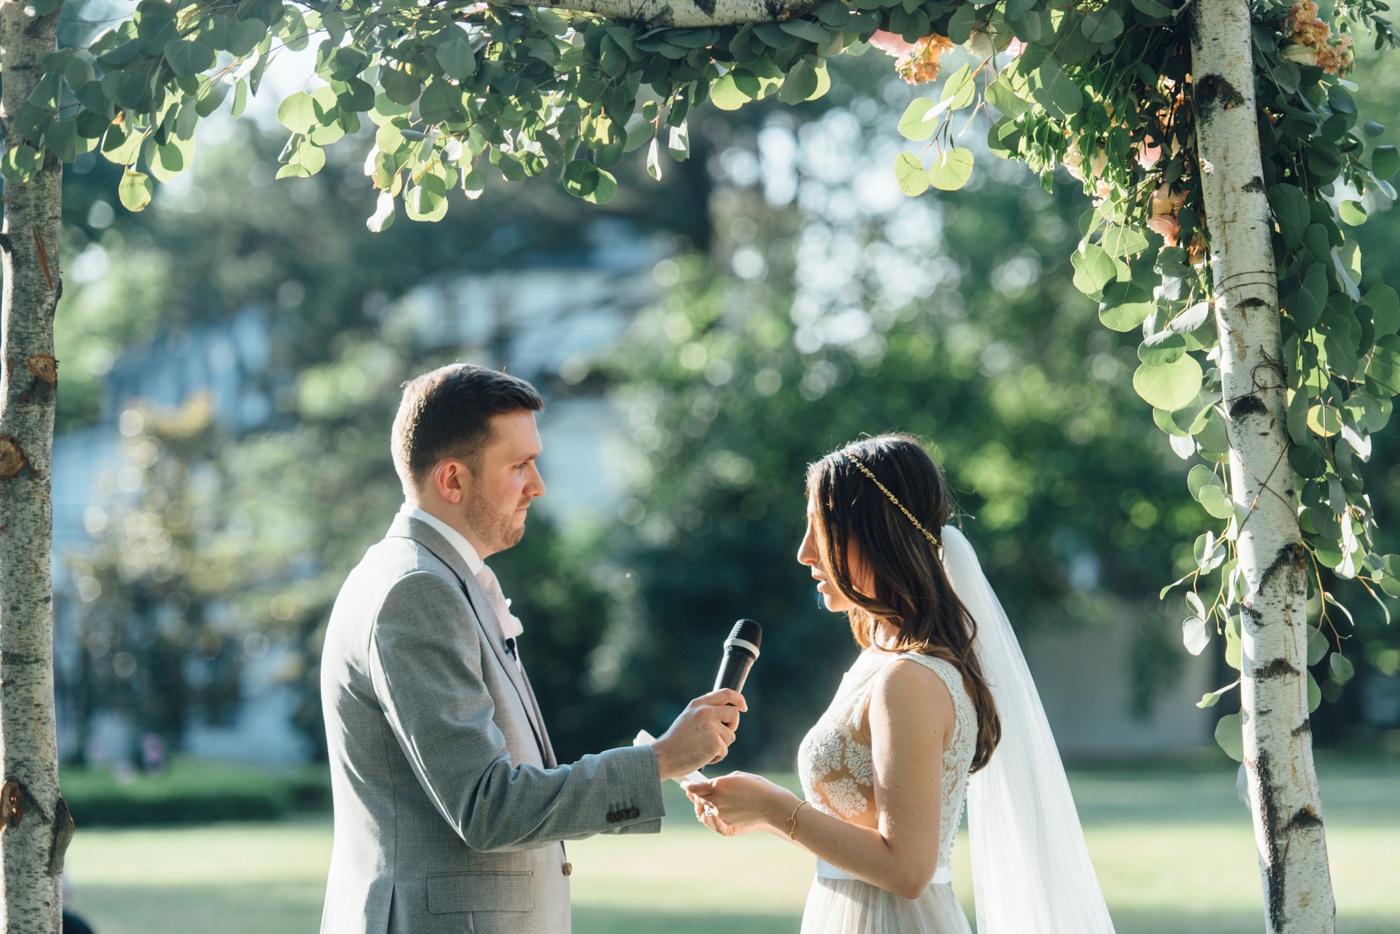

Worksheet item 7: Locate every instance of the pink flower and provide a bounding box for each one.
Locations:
[1138,138,1162,170]
[1004,39,1027,58]
[870,30,919,58]
[1147,214,1180,246]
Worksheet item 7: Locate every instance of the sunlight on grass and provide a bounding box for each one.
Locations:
[62,760,1399,934]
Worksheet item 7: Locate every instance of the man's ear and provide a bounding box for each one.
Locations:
[431,460,469,504]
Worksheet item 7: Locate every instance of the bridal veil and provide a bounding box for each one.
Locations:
[940,526,1117,934]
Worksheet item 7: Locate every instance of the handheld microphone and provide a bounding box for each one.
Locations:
[714,619,762,693]
[634,619,763,785]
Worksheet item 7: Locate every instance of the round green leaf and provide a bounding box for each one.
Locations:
[1214,713,1244,762]
[1138,332,1186,366]
[710,72,750,112]
[893,151,929,197]
[118,168,153,212]
[436,36,478,81]
[898,98,944,142]
[405,173,448,222]
[1197,484,1236,519]
[1081,8,1124,41]
[1186,464,1218,499]
[1099,300,1153,332]
[582,168,617,205]
[164,38,215,77]
[1373,145,1399,181]
[1366,335,1400,396]
[1329,652,1355,683]
[1339,200,1367,226]
[278,91,316,134]
[1133,355,1204,411]
[928,148,974,191]
[1306,403,1342,437]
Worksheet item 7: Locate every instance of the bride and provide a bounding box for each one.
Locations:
[684,434,1117,933]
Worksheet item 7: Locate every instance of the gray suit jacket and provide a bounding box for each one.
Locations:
[320,514,665,934]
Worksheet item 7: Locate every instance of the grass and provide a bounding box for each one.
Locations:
[61,756,1399,934]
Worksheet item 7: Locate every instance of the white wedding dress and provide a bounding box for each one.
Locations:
[796,647,975,934]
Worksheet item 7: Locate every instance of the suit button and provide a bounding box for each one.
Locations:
[562,862,573,876]
[628,806,641,819]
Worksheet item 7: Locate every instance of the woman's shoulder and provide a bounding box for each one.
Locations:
[869,652,957,723]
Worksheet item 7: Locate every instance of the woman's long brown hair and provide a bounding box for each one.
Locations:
[807,433,1002,771]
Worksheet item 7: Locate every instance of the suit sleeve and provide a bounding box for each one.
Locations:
[367,569,666,851]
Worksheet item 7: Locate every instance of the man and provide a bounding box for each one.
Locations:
[320,363,742,933]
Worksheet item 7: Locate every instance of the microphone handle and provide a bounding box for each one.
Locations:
[713,647,756,693]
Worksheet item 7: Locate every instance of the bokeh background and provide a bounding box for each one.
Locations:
[42,6,1400,930]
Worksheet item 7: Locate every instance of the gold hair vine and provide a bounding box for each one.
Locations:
[843,451,940,547]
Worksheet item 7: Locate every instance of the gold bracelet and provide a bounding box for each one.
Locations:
[786,800,809,838]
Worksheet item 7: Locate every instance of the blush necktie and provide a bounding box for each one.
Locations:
[475,564,523,670]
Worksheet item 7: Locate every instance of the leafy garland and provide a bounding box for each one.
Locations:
[7,0,1400,738]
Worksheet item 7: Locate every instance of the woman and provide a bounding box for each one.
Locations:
[685,434,1116,934]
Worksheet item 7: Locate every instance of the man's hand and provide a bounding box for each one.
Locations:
[651,688,746,781]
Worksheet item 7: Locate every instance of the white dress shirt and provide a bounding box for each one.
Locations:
[399,503,524,642]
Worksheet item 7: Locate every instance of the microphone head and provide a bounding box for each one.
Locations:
[726,619,762,655]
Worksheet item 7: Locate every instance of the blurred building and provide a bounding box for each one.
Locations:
[51,219,664,766]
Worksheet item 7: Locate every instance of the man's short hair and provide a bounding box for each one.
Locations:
[391,364,543,490]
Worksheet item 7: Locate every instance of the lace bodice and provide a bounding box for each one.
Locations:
[797,648,976,874]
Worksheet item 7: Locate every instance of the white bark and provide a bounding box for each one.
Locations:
[0,2,70,932]
[519,0,805,27]
[1190,1,1335,932]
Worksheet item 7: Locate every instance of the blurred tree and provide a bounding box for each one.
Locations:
[67,394,246,761]
[589,121,1211,762]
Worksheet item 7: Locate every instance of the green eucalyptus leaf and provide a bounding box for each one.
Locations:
[941,65,976,110]
[1329,652,1355,683]
[436,36,478,81]
[164,39,215,77]
[1071,243,1116,295]
[1133,355,1203,411]
[1366,334,1400,397]
[1197,484,1236,519]
[1373,145,1400,180]
[1288,263,1328,331]
[1307,671,1321,712]
[1187,464,1219,499]
[1306,626,1329,667]
[1307,403,1343,437]
[1214,713,1244,762]
[1363,284,1400,336]
[1269,183,1310,249]
[1139,332,1186,366]
[897,98,946,142]
[1339,200,1367,226]
[928,148,974,191]
[405,173,449,221]
[1081,7,1124,42]
[894,151,929,197]
[118,167,154,212]
[278,91,316,134]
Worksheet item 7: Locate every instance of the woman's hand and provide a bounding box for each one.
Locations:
[682,772,800,837]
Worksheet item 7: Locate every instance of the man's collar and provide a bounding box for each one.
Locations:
[399,503,484,576]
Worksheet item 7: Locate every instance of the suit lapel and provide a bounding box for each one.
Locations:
[388,515,553,763]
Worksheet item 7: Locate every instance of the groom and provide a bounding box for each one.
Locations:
[320,363,743,933]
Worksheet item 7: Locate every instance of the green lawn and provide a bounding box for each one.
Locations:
[62,757,1399,934]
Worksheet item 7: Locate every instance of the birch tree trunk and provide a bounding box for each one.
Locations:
[1190,1,1336,931]
[0,2,71,931]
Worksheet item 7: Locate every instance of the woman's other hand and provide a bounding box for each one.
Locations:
[683,772,800,836]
